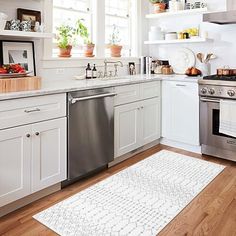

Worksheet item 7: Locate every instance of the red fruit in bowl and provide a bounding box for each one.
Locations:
[0,68,7,74]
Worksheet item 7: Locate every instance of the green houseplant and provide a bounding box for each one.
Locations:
[76,19,95,57]
[149,0,166,13]
[108,25,122,57]
[56,24,76,57]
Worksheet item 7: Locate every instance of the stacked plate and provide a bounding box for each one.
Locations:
[0,12,7,30]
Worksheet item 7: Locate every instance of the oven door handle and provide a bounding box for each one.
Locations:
[200,98,220,103]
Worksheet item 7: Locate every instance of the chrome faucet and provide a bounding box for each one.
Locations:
[104,59,123,78]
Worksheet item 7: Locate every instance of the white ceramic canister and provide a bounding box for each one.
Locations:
[149,26,164,41]
[165,32,177,40]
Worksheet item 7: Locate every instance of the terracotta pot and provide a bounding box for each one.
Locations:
[58,45,72,57]
[154,3,166,13]
[83,44,95,57]
[110,45,122,57]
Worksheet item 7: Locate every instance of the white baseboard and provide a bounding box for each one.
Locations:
[0,183,61,217]
[109,139,160,167]
[160,138,201,154]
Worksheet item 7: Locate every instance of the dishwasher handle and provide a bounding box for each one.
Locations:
[71,92,116,104]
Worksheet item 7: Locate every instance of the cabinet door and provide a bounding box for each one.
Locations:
[115,84,140,106]
[115,102,141,158]
[141,98,161,145]
[162,81,199,145]
[0,126,31,207]
[31,118,67,193]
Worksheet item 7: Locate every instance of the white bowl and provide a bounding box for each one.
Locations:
[165,32,177,41]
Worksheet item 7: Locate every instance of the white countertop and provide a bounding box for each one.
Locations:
[0,74,201,101]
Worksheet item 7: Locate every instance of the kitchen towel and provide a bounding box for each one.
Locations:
[220,99,236,137]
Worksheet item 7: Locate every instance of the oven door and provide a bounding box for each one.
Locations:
[200,97,236,161]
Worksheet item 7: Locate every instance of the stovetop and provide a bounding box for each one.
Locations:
[203,75,236,81]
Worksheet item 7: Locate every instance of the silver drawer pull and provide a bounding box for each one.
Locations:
[176,84,187,87]
[24,108,41,113]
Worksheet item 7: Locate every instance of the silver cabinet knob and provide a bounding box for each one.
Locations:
[227,90,235,97]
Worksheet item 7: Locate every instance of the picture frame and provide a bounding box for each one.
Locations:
[17,8,41,29]
[128,62,136,75]
[0,40,36,76]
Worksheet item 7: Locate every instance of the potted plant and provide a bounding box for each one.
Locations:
[108,25,122,57]
[56,24,76,57]
[149,0,166,13]
[76,19,95,57]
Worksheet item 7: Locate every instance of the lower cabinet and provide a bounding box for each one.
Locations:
[32,118,67,193]
[0,125,31,207]
[0,118,67,207]
[162,81,199,146]
[115,97,160,158]
[141,98,161,146]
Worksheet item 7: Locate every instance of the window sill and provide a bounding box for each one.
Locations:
[41,57,140,69]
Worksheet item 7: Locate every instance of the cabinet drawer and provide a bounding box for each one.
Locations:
[115,84,140,106]
[140,81,160,100]
[0,93,66,130]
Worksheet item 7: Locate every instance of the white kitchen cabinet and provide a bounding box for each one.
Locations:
[115,84,140,106]
[162,81,199,146]
[141,97,161,145]
[115,97,161,158]
[115,102,141,157]
[31,118,67,193]
[0,126,31,207]
[0,92,67,211]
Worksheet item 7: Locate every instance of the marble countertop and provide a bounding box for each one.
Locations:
[0,74,201,101]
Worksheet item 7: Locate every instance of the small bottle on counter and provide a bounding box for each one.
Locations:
[92,64,97,79]
[86,63,92,79]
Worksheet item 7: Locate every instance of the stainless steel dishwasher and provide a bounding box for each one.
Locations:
[67,88,115,183]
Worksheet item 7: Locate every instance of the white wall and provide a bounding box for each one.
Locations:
[145,0,236,74]
[1,0,236,80]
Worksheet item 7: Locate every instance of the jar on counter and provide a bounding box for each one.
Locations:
[162,65,174,75]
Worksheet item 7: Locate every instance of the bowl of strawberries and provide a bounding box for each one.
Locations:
[0,64,31,78]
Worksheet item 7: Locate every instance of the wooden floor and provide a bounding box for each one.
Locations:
[1,144,236,236]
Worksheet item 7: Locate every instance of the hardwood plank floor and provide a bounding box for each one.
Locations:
[0,144,236,236]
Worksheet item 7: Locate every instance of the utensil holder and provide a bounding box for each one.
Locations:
[199,63,211,76]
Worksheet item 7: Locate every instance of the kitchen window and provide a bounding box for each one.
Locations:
[49,0,138,59]
[52,0,92,57]
[105,0,134,57]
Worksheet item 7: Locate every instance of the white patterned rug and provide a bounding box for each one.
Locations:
[33,150,225,236]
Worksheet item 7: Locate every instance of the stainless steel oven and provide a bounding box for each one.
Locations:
[199,82,236,162]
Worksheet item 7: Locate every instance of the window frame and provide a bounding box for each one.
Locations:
[43,0,140,60]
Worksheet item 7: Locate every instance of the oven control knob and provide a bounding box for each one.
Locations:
[201,88,207,94]
[227,90,235,97]
[208,88,215,95]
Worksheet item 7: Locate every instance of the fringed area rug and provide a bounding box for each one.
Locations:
[34,150,225,236]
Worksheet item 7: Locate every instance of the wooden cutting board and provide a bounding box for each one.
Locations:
[0,76,41,93]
